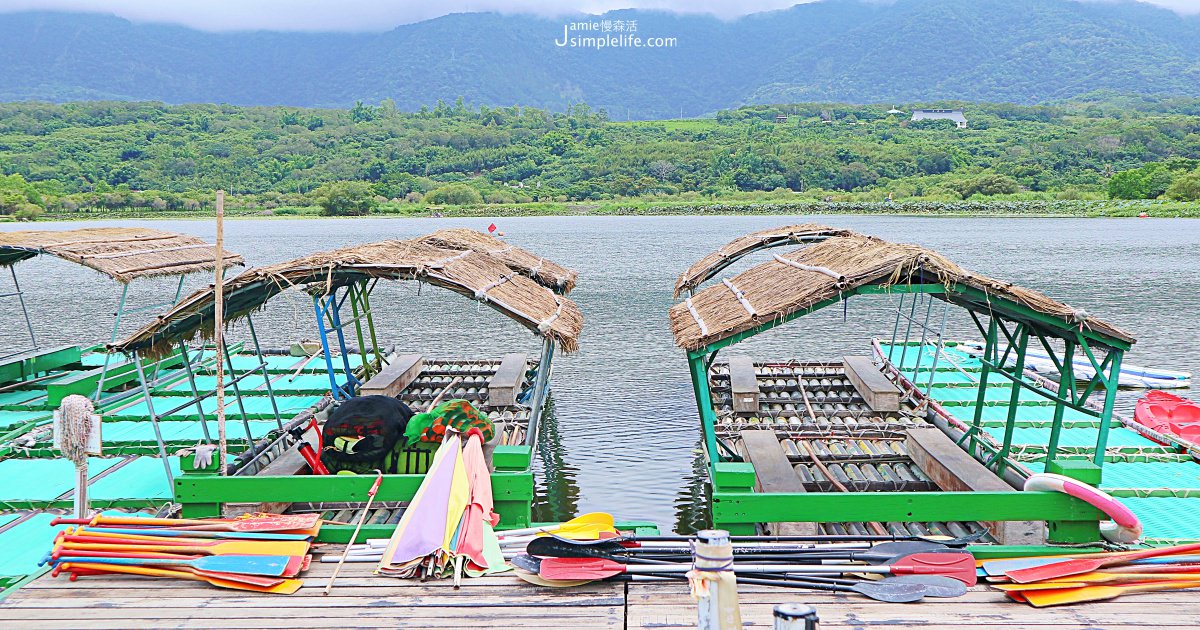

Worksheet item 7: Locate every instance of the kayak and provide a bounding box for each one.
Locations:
[959,342,1191,389]
[1134,391,1200,446]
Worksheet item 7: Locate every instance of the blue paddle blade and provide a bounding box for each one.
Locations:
[54,554,292,577]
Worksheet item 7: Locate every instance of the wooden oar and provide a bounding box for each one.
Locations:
[1006,542,1200,583]
[324,470,382,595]
[58,562,302,594]
[61,513,321,533]
[539,552,978,586]
[75,526,311,541]
[993,571,1200,592]
[55,535,310,557]
[52,553,292,577]
[1020,579,1200,607]
[45,550,288,587]
[497,512,615,539]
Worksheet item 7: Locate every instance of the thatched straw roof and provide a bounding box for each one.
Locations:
[674,224,854,297]
[670,230,1135,352]
[112,231,583,357]
[418,229,577,294]
[0,227,244,283]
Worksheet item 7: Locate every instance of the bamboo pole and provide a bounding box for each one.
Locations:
[215,190,227,475]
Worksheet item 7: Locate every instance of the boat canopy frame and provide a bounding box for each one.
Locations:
[673,226,1133,541]
[110,231,581,533]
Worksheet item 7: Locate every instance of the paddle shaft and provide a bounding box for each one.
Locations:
[324,471,382,595]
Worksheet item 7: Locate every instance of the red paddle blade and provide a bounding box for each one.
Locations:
[891,553,978,586]
[539,557,627,581]
[1006,557,1106,584]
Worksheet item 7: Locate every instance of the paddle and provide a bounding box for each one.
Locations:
[983,554,1200,577]
[525,536,955,566]
[1020,579,1200,607]
[993,571,1200,592]
[497,513,615,539]
[57,561,303,594]
[1006,542,1200,584]
[44,551,290,587]
[539,553,978,586]
[55,535,310,557]
[51,553,292,577]
[73,526,311,541]
[48,547,310,578]
[511,555,926,602]
[631,530,986,547]
[54,513,321,533]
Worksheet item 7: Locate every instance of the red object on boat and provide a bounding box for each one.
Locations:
[487,223,497,233]
[1135,390,1200,445]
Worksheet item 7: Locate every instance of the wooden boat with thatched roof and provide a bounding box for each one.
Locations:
[101,228,582,543]
[671,224,1200,549]
[0,227,246,591]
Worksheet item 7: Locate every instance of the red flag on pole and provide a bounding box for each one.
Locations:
[487,223,497,233]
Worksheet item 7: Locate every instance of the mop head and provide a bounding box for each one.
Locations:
[57,394,96,466]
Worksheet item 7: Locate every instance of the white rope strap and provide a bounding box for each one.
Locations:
[530,257,544,275]
[685,297,709,336]
[722,279,757,317]
[772,254,847,287]
[475,273,515,300]
[537,296,564,333]
[432,250,472,268]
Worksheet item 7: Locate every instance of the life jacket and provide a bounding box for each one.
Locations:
[320,395,414,475]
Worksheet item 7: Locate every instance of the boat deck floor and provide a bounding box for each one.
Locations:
[2,557,1197,629]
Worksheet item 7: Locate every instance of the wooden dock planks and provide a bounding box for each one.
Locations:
[0,561,625,629]
[5,559,1197,629]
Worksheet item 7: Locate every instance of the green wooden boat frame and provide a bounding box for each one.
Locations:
[111,235,581,541]
[677,228,1132,542]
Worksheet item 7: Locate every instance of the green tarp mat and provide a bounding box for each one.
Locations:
[926,385,1055,405]
[1021,461,1200,490]
[0,510,149,579]
[99,420,277,444]
[981,425,1161,450]
[1121,497,1200,540]
[0,410,50,430]
[106,395,320,420]
[942,404,1096,424]
[160,373,341,395]
[87,457,183,501]
[0,390,44,408]
[878,345,982,371]
[0,458,124,502]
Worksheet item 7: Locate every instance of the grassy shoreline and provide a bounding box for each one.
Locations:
[21,199,1200,222]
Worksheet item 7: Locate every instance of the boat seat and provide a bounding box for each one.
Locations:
[359,354,423,398]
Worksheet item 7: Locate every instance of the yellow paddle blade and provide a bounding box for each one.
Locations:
[1023,579,1200,607]
[993,572,1200,592]
[61,562,303,594]
[550,522,619,541]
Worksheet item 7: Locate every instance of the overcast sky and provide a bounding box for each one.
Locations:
[0,0,1195,31]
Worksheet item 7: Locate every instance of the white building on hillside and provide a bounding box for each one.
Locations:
[911,109,967,128]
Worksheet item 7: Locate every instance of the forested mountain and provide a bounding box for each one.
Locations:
[1,0,1199,117]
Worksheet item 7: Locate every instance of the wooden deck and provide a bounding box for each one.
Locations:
[2,559,1198,629]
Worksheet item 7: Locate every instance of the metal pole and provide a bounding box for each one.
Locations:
[360,280,384,370]
[313,296,345,399]
[526,337,554,447]
[327,292,360,392]
[924,302,951,395]
[214,190,228,475]
[11,267,36,351]
[347,284,373,380]
[221,339,258,452]
[895,293,921,374]
[1045,338,1076,466]
[994,325,1030,474]
[132,351,175,487]
[887,294,905,362]
[1093,347,1124,467]
[177,342,211,443]
[246,315,283,431]
[690,353,722,477]
[966,317,997,455]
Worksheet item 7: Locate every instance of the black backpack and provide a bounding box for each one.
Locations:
[320,395,414,474]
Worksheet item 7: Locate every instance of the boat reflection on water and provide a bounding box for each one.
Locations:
[532,396,582,524]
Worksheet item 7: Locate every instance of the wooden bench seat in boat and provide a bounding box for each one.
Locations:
[906,427,1041,544]
[358,354,423,398]
[728,355,760,414]
[486,353,527,408]
[843,355,901,411]
[738,429,818,535]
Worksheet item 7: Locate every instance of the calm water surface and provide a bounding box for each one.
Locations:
[3,216,1197,531]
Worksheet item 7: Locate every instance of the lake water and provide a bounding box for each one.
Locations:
[3,215,1198,531]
